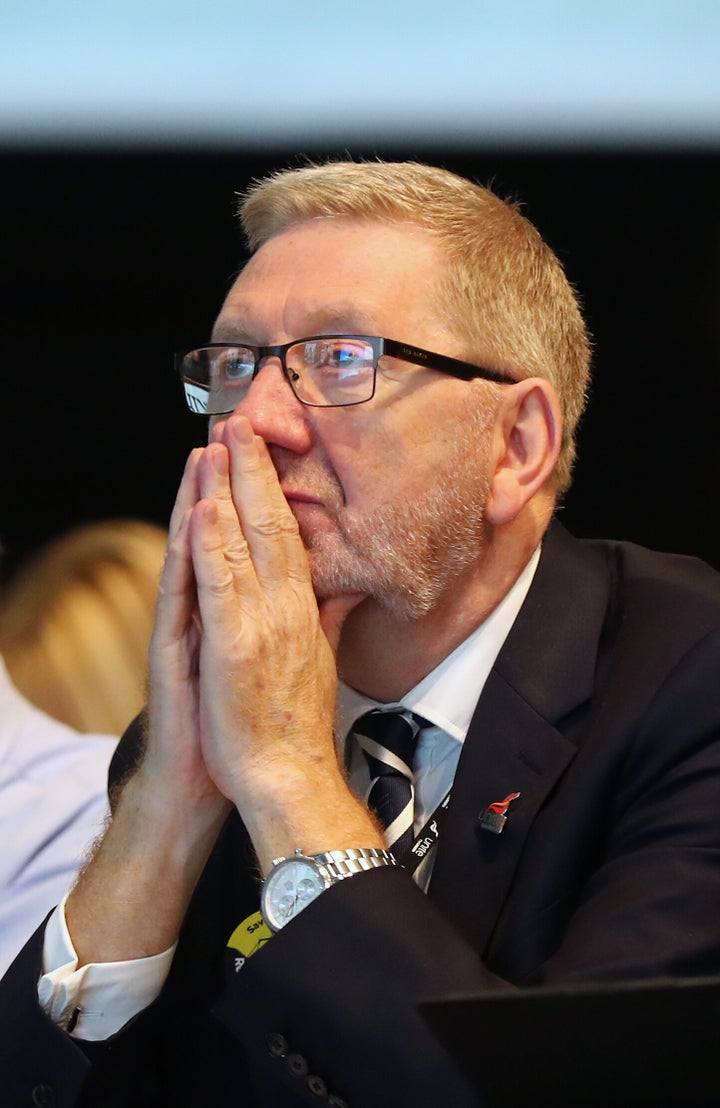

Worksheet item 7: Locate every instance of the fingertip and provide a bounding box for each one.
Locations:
[210,419,226,444]
[187,498,220,555]
[206,441,229,477]
[318,593,369,652]
[321,592,369,618]
[170,454,203,539]
[166,508,193,560]
[185,446,204,473]
[227,414,255,446]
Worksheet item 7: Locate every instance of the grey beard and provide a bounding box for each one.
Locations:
[276,393,498,621]
[304,468,491,621]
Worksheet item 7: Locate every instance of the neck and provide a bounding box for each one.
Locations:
[337,514,547,702]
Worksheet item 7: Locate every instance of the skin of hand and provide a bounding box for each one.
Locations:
[64,452,233,963]
[140,446,230,820]
[65,417,379,964]
[188,414,383,873]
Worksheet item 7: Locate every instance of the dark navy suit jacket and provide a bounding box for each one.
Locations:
[3,524,720,1107]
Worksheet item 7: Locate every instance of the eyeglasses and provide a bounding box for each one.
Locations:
[175,334,518,415]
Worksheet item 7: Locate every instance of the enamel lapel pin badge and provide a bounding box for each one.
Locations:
[478,792,521,835]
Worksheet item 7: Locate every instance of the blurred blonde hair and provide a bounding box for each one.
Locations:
[240,159,591,495]
[0,520,167,735]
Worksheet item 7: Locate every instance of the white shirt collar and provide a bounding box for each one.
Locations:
[337,546,540,746]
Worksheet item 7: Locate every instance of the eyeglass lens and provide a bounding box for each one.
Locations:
[180,338,377,413]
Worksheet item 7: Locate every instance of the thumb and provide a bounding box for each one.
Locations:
[318,593,368,655]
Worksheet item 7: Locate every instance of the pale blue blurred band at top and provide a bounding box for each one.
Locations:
[2,0,720,146]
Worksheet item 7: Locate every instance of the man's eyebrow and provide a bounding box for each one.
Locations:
[211,304,379,344]
[299,305,378,334]
[210,318,255,343]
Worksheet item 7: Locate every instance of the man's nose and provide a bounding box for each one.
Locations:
[230,355,313,454]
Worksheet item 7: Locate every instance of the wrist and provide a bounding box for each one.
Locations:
[66,772,229,966]
[261,848,397,932]
[233,768,384,877]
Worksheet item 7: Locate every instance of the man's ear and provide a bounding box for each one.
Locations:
[485,378,562,526]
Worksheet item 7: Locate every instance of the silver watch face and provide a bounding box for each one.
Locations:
[261,856,327,931]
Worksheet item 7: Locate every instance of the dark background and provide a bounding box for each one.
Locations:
[2,144,719,580]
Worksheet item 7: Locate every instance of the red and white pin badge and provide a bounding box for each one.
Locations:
[479,792,521,835]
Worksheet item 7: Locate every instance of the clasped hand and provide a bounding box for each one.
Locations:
[142,416,368,869]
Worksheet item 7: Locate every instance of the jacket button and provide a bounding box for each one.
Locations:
[287,1052,309,1077]
[328,1096,349,1108]
[306,1073,328,1097]
[32,1087,56,1108]
[266,1032,289,1058]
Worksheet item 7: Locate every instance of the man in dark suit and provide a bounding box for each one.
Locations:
[3,160,720,1108]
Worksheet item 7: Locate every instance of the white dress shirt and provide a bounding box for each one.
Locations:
[38,549,540,1040]
[0,657,116,978]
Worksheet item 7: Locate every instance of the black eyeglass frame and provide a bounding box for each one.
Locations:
[174,334,519,415]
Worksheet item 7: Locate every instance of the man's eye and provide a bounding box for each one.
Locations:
[329,347,358,366]
[323,343,368,370]
[220,352,254,380]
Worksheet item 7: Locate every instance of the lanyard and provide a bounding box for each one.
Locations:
[399,789,452,876]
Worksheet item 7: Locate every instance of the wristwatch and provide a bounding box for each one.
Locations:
[261,847,396,932]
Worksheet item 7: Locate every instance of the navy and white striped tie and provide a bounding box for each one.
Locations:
[353,709,422,859]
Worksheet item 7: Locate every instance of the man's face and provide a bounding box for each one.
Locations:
[211,218,498,620]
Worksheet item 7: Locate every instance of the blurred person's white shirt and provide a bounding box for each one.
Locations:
[0,657,116,977]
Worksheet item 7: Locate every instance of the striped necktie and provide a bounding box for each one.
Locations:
[353,709,422,859]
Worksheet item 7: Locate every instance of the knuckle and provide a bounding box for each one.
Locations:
[247,511,299,540]
[206,576,234,599]
[225,544,252,571]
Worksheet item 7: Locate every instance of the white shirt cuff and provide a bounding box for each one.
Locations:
[38,895,176,1041]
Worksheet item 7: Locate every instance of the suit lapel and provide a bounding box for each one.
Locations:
[428,524,611,952]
